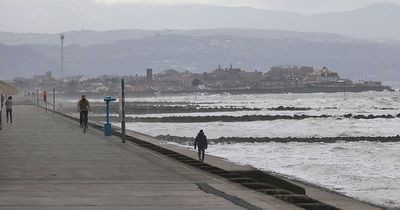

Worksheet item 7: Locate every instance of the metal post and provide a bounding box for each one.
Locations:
[36,89,39,106]
[0,105,2,131]
[104,96,115,137]
[44,90,47,112]
[53,87,55,111]
[0,86,3,130]
[106,102,110,124]
[60,34,64,79]
[120,79,126,143]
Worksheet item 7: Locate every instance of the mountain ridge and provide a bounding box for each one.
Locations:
[0,28,369,46]
[2,33,399,81]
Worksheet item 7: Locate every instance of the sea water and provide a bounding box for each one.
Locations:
[121,91,400,208]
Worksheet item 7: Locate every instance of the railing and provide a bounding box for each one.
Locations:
[11,89,65,111]
[2,80,127,142]
[0,87,84,131]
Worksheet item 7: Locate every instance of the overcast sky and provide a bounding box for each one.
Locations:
[1,0,399,33]
[97,0,400,13]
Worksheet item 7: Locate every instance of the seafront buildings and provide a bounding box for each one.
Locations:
[11,65,389,94]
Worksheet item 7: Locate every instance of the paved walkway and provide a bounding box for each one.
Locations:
[0,106,301,210]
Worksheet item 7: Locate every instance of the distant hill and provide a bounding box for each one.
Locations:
[0,29,362,46]
[0,44,56,79]
[2,32,399,81]
[1,3,400,40]
[307,3,400,40]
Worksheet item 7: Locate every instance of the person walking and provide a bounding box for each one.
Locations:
[5,96,13,123]
[194,130,208,162]
[43,90,48,111]
[77,95,90,128]
[1,94,4,110]
[0,94,3,130]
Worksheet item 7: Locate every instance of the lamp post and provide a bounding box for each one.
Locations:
[120,79,126,143]
[60,34,64,79]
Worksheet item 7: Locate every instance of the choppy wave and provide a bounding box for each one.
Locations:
[126,118,400,138]
[191,142,400,209]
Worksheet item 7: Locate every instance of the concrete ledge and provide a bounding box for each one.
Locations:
[236,170,306,194]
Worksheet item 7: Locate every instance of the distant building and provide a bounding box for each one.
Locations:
[266,66,314,81]
[146,68,153,81]
[14,77,26,82]
[45,71,52,79]
[308,67,340,82]
[153,69,189,90]
[32,71,54,82]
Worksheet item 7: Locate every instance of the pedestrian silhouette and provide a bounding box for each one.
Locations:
[194,130,208,162]
[77,95,90,128]
[1,94,4,110]
[5,96,13,123]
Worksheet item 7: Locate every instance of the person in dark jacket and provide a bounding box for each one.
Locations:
[5,96,13,123]
[1,94,4,110]
[194,130,208,162]
[77,95,90,128]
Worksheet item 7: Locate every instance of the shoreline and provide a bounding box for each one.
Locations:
[122,129,385,210]
[159,138,391,210]
[269,171,389,210]
[211,154,389,210]
[55,86,394,98]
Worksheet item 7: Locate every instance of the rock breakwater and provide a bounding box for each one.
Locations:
[157,135,400,144]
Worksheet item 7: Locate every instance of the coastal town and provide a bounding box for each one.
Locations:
[11,65,391,95]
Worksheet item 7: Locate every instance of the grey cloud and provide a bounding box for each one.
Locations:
[1,0,399,33]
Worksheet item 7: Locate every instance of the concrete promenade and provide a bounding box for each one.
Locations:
[0,105,302,210]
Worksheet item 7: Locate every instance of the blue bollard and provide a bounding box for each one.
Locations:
[104,123,112,136]
[104,96,116,136]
